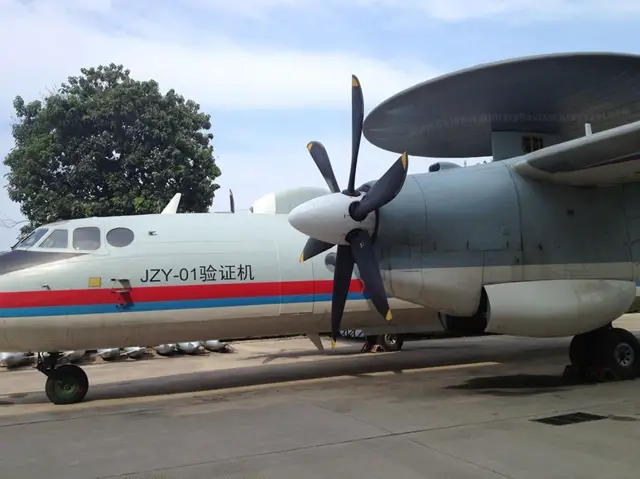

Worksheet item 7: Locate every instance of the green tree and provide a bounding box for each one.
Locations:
[4,63,221,234]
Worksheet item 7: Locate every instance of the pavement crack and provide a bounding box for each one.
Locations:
[96,399,620,479]
[311,401,395,434]
[406,437,515,478]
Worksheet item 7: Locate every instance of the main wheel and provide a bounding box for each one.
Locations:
[597,328,640,380]
[45,364,89,405]
[569,333,593,367]
[377,334,404,352]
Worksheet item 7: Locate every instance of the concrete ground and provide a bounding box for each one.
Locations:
[0,315,639,478]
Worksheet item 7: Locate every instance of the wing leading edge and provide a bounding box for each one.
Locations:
[511,119,640,186]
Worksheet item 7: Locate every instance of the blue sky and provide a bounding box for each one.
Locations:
[0,0,638,248]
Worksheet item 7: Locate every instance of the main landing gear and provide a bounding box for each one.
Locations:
[362,334,405,353]
[36,352,89,405]
[565,325,640,382]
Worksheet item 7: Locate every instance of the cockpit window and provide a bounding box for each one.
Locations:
[72,227,101,251]
[39,229,69,249]
[15,228,49,248]
[106,227,134,247]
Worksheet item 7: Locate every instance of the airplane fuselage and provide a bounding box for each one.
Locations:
[3,159,640,352]
[0,214,434,352]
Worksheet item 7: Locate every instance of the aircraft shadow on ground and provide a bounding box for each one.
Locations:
[242,346,364,363]
[446,373,578,396]
[6,343,571,405]
[238,337,529,364]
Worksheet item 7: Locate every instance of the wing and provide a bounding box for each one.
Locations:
[511,119,640,186]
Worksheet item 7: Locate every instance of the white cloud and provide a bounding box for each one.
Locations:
[212,133,487,213]
[0,0,447,249]
[0,1,439,111]
[192,0,640,21]
[394,0,640,21]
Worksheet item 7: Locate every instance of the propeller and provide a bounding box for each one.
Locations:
[288,74,409,348]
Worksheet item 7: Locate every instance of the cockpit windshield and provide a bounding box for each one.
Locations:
[38,229,69,249]
[13,228,49,249]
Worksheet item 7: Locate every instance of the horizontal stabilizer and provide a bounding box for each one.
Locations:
[511,119,640,186]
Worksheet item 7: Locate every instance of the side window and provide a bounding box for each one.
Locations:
[72,227,101,251]
[106,227,135,248]
[39,229,69,249]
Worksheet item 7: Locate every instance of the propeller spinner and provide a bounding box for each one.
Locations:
[288,74,409,348]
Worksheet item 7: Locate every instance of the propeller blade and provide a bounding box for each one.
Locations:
[350,151,408,222]
[330,244,355,344]
[346,229,391,321]
[325,252,362,279]
[307,141,340,193]
[300,237,335,263]
[346,75,364,195]
[229,189,235,213]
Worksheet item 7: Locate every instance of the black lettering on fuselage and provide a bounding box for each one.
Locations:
[140,268,173,283]
[161,268,172,282]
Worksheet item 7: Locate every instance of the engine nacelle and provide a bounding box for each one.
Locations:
[438,290,488,335]
[484,279,636,337]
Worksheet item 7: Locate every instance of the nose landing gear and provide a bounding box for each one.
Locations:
[37,353,89,405]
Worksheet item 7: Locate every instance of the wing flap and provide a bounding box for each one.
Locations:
[511,119,640,186]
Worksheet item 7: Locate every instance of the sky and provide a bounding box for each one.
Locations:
[0,0,638,248]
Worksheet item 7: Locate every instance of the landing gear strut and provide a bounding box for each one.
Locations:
[565,325,640,382]
[37,352,89,405]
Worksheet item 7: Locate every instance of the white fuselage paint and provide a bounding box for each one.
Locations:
[2,213,639,352]
[0,298,436,352]
[0,214,439,352]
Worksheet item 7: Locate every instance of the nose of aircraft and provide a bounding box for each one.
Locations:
[0,250,84,276]
[0,250,32,276]
[288,192,376,246]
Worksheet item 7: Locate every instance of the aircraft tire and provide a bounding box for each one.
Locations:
[377,334,404,352]
[45,364,89,405]
[596,327,640,380]
[569,333,593,368]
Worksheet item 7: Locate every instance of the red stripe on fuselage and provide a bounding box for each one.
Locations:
[0,280,365,309]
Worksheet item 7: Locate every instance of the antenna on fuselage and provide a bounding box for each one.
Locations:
[161,193,181,214]
[585,123,593,136]
[229,189,235,213]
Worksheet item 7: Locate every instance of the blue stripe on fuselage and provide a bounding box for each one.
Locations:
[0,292,371,318]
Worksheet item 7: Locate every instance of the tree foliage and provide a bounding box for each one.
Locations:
[4,64,221,234]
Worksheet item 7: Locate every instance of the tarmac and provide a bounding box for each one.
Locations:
[1,315,640,478]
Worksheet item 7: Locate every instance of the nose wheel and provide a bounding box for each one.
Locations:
[37,353,89,405]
